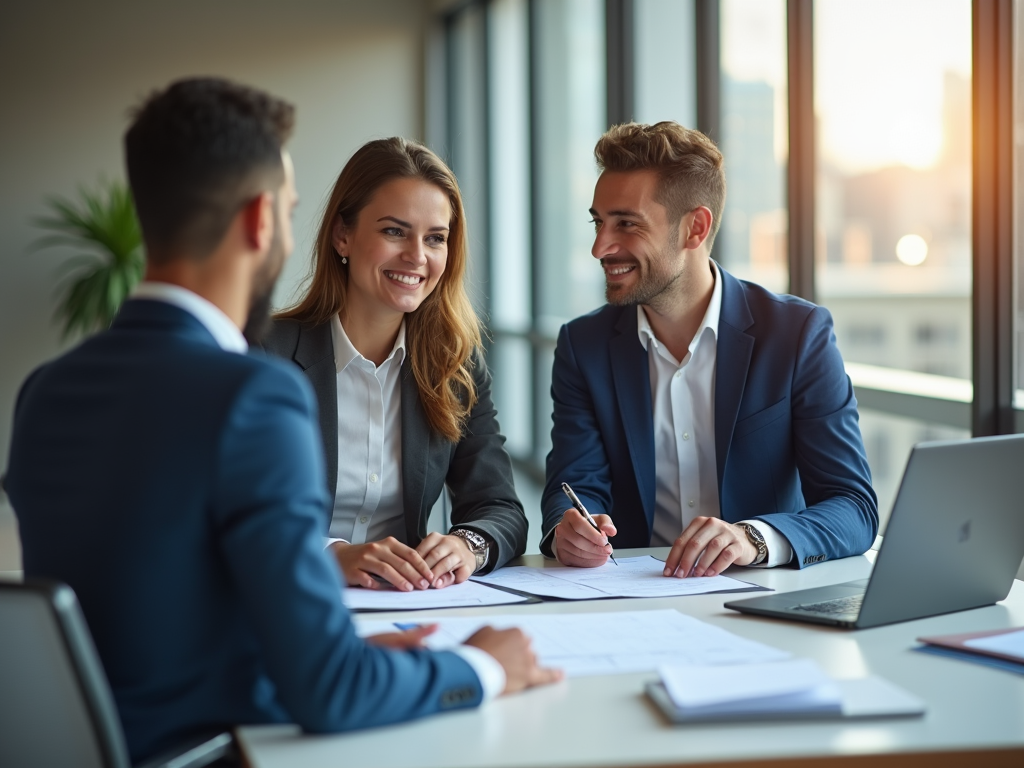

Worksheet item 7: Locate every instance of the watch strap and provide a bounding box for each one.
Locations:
[739,523,768,565]
[450,528,492,573]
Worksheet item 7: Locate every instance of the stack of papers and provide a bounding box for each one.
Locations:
[471,556,766,600]
[357,608,789,676]
[648,659,926,723]
[917,626,1024,674]
[658,659,842,720]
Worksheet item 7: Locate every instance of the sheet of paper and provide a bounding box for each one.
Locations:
[357,609,789,677]
[342,579,529,611]
[471,555,761,599]
[964,628,1024,660]
[659,658,832,708]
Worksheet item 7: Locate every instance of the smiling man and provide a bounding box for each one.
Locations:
[541,121,878,576]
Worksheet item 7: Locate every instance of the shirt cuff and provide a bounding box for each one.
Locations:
[739,520,793,567]
[324,537,348,549]
[451,645,506,702]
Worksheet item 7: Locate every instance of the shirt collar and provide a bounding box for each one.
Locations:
[330,314,407,373]
[130,281,248,353]
[637,260,722,357]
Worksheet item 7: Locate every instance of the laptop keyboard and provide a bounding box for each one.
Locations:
[793,594,864,617]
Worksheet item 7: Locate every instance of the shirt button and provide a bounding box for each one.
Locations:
[674,371,682,379]
[360,516,369,524]
[682,432,690,440]
[369,473,378,483]
[688,499,695,508]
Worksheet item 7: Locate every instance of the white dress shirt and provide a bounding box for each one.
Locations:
[131,281,247,353]
[640,262,793,567]
[328,314,407,544]
[325,315,505,698]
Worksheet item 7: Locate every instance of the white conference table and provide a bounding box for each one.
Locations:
[237,548,1024,768]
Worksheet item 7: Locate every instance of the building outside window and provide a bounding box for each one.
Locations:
[814,0,973,521]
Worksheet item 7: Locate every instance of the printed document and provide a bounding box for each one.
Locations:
[358,609,789,677]
[471,555,763,600]
[964,628,1024,661]
[342,579,529,611]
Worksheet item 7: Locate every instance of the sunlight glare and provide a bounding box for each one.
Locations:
[896,234,929,266]
[888,115,944,169]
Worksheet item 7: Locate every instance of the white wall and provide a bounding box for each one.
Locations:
[0,0,429,503]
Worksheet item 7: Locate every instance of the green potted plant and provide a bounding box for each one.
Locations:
[34,179,144,338]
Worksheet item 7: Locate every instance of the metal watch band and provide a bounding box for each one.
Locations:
[450,528,490,573]
[739,523,768,565]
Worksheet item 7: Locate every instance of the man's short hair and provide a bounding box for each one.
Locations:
[125,77,295,264]
[594,121,726,249]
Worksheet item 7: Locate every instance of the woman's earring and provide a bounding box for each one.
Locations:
[341,256,348,265]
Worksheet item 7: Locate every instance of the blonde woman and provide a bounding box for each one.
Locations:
[264,137,526,591]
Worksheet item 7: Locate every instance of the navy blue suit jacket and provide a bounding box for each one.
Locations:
[4,300,482,762]
[541,267,878,567]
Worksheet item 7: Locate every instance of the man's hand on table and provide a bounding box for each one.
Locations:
[464,626,564,694]
[663,517,758,578]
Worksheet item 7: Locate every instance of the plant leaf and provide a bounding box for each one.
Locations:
[32,179,145,339]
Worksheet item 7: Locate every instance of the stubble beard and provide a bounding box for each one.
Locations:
[243,224,287,345]
[603,244,683,309]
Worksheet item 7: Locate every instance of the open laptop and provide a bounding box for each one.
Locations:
[725,434,1024,629]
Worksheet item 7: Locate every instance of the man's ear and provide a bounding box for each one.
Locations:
[679,206,714,251]
[242,192,275,253]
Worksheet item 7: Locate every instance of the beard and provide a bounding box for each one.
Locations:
[603,248,683,308]
[243,223,286,345]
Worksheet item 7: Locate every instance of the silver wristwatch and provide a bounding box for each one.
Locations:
[450,528,491,573]
[738,523,768,565]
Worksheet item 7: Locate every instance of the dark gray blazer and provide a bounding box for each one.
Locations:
[262,318,527,571]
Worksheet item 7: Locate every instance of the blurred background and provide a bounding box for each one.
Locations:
[2,0,1021,571]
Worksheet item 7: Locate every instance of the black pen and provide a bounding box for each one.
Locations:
[561,482,617,565]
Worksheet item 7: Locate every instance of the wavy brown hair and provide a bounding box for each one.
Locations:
[278,137,481,442]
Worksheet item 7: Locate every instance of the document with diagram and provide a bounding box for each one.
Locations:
[471,555,767,600]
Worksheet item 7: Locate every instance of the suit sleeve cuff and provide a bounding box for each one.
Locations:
[740,520,793,567]
[539,526,557,559]
[450,645,506,701]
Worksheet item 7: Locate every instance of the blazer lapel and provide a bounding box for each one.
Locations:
[292,322,339,497]
[609,307,656,537]
[714,267,755,502]
[400,361,430,544]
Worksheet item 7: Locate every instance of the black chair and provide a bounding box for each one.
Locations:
[0,580,233,768]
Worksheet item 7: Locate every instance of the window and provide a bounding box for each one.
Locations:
[814,0,972,382]
[446,4,490,315]
[633,0,696,126]
[718,0,787,292]
[487,0,533,458]
[532,0,607,333]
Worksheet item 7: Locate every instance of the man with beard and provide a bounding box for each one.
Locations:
[541,121,877,577]
[4,78,558,764]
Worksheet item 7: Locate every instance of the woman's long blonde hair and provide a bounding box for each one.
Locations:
[278,137,481,442]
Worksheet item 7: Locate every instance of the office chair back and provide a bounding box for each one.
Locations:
[0,579,131,768]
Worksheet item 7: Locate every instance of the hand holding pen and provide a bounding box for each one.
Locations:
[556,482,618,566]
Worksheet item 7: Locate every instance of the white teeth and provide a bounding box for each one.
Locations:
[607,265,634,276]
[384,271,423,285]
